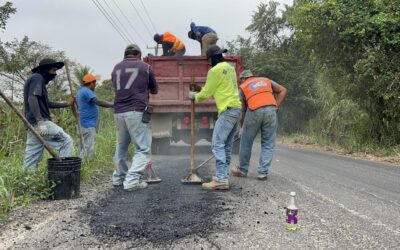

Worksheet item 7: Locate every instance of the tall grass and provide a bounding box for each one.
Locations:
[0,103,116,215]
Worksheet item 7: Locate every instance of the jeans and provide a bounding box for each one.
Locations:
[238,106,277,175]
[24,120,73,170]
[112,111,151,188]
[201,32,218,56]
[212,108,241,182]
[79,127,96,161]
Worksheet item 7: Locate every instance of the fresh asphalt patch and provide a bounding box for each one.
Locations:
[84,152,235,246]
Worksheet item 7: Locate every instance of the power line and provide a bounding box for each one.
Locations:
[102,0,135,43]
[111,0,147,45]
[140,0,157,33]
[128,0,154,38]
[91,0,130,44]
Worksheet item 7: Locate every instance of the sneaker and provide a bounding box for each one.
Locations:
[124,181,148,191]
[230,166,247,177]
[202,180,229,190]
[257,173,268,180]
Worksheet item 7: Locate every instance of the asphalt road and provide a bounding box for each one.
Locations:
[1,142,399,249]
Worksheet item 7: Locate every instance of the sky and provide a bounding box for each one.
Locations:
[1,0,293,80]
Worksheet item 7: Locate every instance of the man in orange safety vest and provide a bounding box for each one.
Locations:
[231,70,287,181]
[153,32,186,56]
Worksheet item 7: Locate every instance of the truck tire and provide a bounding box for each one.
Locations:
[151,138,170,155]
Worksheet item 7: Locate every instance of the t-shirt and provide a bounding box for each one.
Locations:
[195,61,242,115]
[111,58,157,113]
[190,22,215,39]
[77,87,99,128]
[23,73,51,125]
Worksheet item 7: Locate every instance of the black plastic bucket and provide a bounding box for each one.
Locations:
[47,157,82,200]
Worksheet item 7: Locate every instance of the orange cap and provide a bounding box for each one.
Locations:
[82,74,100,84]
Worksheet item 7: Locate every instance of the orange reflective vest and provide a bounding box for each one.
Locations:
[240,77,277,110]
[162,32,185,52]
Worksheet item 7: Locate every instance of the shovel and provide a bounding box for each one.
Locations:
[181,73,203,184]
[0,89,60,160]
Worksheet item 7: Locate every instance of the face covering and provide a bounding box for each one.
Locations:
[210,54,224,67]
[37,67,57,84]
[43,72,57,83]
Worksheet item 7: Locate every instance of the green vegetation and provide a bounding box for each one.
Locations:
[0,103,116,216]
[227,0,400,155]
[0,2,117,216]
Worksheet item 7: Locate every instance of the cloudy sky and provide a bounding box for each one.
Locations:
[1,0,292,79]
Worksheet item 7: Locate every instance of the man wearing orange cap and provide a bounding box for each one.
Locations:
[76,73,113,160]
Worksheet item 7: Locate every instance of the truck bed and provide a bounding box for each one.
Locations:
[144,56,244,113]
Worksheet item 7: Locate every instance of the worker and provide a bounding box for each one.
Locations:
[188,45,241,190]
[23,58,74,170]
[153,32,186,56]
[76,73,114,160]
[188,22,218,56]
[111,44,158,191]
[231,70,287,180]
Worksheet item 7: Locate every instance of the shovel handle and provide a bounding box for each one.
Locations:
[0,89,60,159]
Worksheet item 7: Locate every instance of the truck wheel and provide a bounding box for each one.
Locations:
[151,138,170,155]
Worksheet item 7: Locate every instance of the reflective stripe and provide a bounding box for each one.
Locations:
[240,77,277,110]
[162,32,185,52]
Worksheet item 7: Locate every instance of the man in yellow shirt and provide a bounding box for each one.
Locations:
[188,45,242,190]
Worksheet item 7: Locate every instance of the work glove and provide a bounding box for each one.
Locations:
[190,83,202,92]
[35,120,48,136]
[188,91,197,100]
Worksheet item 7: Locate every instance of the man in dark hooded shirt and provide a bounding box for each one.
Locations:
[23,58,74,170]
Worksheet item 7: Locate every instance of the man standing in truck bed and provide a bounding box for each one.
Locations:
[188,22,218,56]
[188,45,242,190]
[111,44,158,191]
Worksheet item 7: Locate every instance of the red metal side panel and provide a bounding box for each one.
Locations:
[144,56,243,113]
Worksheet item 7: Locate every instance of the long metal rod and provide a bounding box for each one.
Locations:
[0,89,60,159]
[190,72,196,174]
[195,137,241,170]
[64,60,86,158]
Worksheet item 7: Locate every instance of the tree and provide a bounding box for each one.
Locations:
[287,0,400,145]
[246,1,285,50]
[0,36,81,101]
[0,1,16,31]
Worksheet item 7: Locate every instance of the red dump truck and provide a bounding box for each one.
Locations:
[144,56,244,154]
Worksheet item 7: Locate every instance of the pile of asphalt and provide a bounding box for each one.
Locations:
[84,156,232,245]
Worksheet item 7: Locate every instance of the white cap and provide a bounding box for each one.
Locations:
[290,192,296,196]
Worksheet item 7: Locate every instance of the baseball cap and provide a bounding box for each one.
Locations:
[206,45,228,58]
[125,44,141,53]
[239,70,255,79]
[82,74,100,84]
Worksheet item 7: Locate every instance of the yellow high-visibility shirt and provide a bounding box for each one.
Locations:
[195,62,241,115]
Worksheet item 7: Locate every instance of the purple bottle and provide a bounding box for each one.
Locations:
[286,192,298,230]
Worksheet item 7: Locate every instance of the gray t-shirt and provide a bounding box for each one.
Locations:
[111,58,157,113]
[23,73,51,125]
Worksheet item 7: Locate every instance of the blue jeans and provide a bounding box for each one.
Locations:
[238,106,277,175]
[79,127,96,161]
[212,108,241,182]
[112,111,151,188]
[24,120,73,170]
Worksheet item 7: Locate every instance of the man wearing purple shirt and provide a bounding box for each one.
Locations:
[111,44,158,191]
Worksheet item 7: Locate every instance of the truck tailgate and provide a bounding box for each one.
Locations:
[144,56,243,113]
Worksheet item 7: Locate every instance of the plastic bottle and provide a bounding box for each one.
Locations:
[286,191,298,230]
